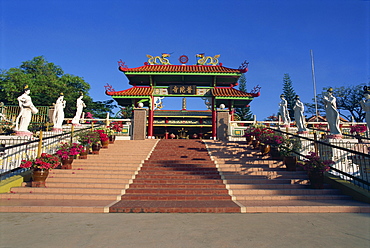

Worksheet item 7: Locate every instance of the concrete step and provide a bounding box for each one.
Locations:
[109,200,241,213]
[125,188,230,195]
[46,176,134,184]
[230,188,341,195]
[120,194,232,201]
[1,192,120,201]
[7,186,124,194]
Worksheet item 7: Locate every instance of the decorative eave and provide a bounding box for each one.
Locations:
[212,87,260,98]
[105,86,153,97]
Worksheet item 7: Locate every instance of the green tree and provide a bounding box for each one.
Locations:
[234,74,254,121]
[0,56,116,118]
[305,84,366,122]
[282,73,296,120]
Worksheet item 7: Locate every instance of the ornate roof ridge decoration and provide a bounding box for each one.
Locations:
[105,86,153,96]
[117,54,249,74]
[146,53,172,65]
[196,53,220,65]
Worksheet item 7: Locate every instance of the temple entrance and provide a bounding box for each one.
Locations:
[106,54,259,140]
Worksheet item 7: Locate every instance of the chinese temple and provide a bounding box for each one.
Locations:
[106,54,260,139]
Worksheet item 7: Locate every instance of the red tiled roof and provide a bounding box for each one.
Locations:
[107,86,259,98]
[106,87,153,96]
[119,64,244,74]
[212,88,257,97]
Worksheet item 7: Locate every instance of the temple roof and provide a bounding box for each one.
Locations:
[119,64,246,87]
[119,64,246,74]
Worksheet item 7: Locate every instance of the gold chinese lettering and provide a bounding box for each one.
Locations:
[179,86,186,93]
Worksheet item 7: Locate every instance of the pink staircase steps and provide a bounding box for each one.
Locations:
[0,140,157,213]
[204,140,370,213]
[109,139,241,213]
[1,139,369,213]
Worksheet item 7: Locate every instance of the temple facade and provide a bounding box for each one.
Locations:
[106,54,260,139]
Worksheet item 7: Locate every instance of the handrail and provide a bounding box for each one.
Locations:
[266,127,370,190]
[0,124,104,180]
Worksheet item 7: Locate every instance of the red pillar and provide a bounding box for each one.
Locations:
[147,96,154,138]
[212,97,217,139]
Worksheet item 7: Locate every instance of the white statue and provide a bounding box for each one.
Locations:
[360,86,370,131]
[293,95,307,132]
[72,93,86,125]
[279,94,291,125]
[323,88,341,135]
[15,85,38,133]
[52,93,66,129]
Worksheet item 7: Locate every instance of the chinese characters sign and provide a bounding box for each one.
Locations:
[168,85,196,95]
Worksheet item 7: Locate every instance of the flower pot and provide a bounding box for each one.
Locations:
[101,140,109,148]
[308,171,325,189]
[252,139,260,149]
[270,146,283,160]
[61,156,74,169]
[245,135,254,145]
[32,169,49,187]
[109,135,116,144]
[92,143,101,154]
[284,156,297,171]
[260,144,271,155]
[79,147,89,159]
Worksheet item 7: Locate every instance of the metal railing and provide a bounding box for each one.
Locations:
[0,123,105,181]
[268,127,370,191]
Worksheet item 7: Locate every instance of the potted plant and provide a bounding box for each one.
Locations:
[298,152,335,189]
[279,137,301,171]
[95,129,109,148]
[350,125,367,143]
[109,122,123,143]
[56,142,83,169]
[76,130,101,156]
[20,153,60,187]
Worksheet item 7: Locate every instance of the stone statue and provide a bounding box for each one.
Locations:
[293,95,307,133]
[52,92,66,130]
[323,88,341,135]
[72,93,86,125]
[15,85,38,134]
[360,86,370,131]
[279,94,291,125]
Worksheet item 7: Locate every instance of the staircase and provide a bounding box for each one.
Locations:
[109,139,241,213]
[1,139,369,213]
[205,140,370,213]
[0,140,157,213]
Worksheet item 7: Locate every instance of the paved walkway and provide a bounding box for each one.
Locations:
[0,212,369,248]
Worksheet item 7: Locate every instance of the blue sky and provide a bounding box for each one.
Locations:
[1,0,369,120]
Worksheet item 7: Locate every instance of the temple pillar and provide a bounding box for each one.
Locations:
[133,108,147,140]
[212,97,217,139]
[147,98,154,138]
[217,109,230,141]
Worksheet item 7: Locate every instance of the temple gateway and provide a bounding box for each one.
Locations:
[106,54,260,139]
